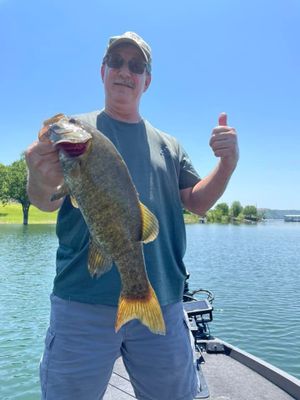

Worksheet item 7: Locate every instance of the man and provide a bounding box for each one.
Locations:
[25,32,239,400]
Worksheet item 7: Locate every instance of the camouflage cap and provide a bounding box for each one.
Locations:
[104,31,152,72]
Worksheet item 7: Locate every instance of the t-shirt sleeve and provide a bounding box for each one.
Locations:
[178,144,201,190]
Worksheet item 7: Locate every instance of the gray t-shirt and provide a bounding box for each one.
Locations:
[53,111,201,306]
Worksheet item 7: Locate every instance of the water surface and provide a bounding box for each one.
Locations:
[0,221,299,399]
[185,220,300,379]
[0,225,57,400]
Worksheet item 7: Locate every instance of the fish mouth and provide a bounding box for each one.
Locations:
[55,140,91,157]
[47,118,93,157]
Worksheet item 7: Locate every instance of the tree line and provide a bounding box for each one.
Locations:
[0,157,31,225]
[1,157,263,226]
[205,201,263,223]
[184,201,263,224]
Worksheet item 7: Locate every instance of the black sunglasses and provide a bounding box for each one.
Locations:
[105,53,149,75]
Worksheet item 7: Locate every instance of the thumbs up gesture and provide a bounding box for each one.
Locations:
[209,112,239,170]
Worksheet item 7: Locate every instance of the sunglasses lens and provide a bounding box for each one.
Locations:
[106,55,146,74]
[106,54,123,69]
[128,60,146,74]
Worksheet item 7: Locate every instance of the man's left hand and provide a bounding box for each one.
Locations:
[209,112,239,171]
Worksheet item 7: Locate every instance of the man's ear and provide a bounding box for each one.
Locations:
[100,64,105,82]
[144,73,152,92]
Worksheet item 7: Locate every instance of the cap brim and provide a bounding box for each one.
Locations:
[107,38,149,62]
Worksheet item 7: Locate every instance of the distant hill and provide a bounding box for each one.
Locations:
[259,209,300,219]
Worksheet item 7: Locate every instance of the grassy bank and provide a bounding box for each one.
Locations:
[0,203,57,224]
[1,204,201,225]
[183,211,201,224]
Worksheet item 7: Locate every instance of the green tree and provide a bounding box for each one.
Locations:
[243,205,258,221]
[206,209,221,222]
[215,202,229,215]
[0,163,9,202]
[206,203,230,223]
[5,157,31,225]
[230,201,243,218]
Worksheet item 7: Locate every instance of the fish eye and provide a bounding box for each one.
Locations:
[69,118,77,124]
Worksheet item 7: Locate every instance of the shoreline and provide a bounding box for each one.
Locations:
[0,221,57,225]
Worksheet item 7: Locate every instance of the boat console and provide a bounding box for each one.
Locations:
[183,288,214,341]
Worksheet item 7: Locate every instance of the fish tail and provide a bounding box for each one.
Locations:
[115,285,166,335]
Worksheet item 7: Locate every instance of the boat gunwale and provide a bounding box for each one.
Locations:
[202,338,300,399]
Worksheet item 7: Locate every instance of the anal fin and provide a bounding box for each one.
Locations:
[88,239,113,278]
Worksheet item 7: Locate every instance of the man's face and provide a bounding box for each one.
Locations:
[101,44,151,108]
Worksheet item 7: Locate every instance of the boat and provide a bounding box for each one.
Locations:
[104,288,300,399]
[284,215,300,222]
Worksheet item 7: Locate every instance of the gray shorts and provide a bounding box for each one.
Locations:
[40,294,199,400]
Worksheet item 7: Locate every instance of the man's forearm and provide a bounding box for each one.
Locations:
[182,159,237,216]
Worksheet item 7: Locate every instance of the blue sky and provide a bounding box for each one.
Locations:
[1,0,299,209]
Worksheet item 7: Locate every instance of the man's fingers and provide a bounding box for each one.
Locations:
[210,133,234,147]
[218,112,227,126]
[38,125,52,142]
[212,126,232,135]
[43,113,65,127]
[35,142,58,157]
[209,112,239,164]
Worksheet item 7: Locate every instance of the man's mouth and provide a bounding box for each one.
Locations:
[114,81,134,89]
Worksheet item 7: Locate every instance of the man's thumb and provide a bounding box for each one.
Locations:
[218,112,227,126]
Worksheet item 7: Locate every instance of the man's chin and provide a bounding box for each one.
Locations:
[112,93,134,104]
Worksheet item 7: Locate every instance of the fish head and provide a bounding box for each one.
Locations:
[40,115,93,177]
[47,116,92,158]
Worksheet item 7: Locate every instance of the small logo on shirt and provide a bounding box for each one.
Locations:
[160,145,171,158]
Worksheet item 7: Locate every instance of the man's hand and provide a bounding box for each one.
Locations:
[25,124,63,188]
[180,113,239,215]
[25,125,64,211]
[209,112,239,171]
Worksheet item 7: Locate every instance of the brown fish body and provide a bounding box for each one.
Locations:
[41,115,165,335]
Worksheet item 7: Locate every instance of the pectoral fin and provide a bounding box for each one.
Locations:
[50,184,69,201]
[88,239,113,278]
[70,196,79,208]
[139,202,159,243]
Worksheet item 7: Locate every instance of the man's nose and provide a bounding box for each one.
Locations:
[118,61,131,76]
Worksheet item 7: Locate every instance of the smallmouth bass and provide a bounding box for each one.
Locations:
[39,114,166,335]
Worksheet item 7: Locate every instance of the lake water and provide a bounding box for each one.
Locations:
[0,221,299,399]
